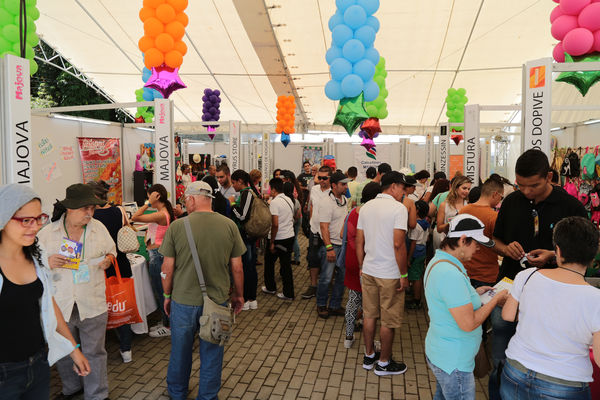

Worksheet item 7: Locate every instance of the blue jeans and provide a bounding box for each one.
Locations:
[427,357,475,400]
[316,244,345,309]
[489,306,516,400]
[0,351,50,400]
[115,324,133,352]
[293,217,301,262]
[500,359,591,400]
[242,240,257,301]
[148,248,169,326]
[167,300,225,400]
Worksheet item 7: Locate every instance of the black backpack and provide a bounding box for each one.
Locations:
[561,150,580,178]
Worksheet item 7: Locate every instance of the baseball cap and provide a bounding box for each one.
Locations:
[381,171,404,187]
[185,181,214,198]
[330,171,351,184]
[402,174,417,187]
[447,214,495,247]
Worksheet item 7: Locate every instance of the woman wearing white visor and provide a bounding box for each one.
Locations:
[424,214,508,400]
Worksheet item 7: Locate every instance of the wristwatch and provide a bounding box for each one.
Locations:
[144,200,150,206]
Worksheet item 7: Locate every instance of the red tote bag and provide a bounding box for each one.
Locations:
[105,255,142,329]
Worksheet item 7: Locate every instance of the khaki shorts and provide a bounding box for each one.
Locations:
[362,273,405,329]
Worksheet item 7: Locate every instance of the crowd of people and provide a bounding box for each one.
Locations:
[2,148,600,400]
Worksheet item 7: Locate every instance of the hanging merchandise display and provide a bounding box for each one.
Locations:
[445,88,468,144]
[138,0,188,98]
[551,0,600,95]
[202,88,221,140]
[78,138,123,204]
[326,0,381,136]
[0,0,41,74]
[276,95,295,147]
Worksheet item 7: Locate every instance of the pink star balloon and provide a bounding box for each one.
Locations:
[144,65,186,99]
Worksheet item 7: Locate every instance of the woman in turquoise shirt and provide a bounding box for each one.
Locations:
[425,214,507,400]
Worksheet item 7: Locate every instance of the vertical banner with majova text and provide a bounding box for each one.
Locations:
[77,137,123,203]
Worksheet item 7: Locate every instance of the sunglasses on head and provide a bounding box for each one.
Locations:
[318,176,329,181]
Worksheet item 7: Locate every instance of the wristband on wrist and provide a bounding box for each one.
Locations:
[74,343,80,349]
[325,244,333,250]
[400,273,408,279]
[163,293,171,299]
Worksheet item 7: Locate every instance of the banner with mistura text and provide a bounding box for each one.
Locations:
[353,144,390,178]
[77,137,123,204]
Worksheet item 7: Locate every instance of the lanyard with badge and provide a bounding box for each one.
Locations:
[63,219,90,284]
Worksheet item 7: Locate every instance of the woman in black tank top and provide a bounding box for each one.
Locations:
[0,185,90,400]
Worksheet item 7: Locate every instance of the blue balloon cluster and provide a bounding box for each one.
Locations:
[141,66,164,101]
[325,0,380,101]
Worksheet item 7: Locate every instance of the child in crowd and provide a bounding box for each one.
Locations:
[406,200,430,309]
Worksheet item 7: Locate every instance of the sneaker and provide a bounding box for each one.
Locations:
[277,293,294,300]
[344,335,354,349]
[328,307,345,316]
[120,350,132,363]
[374,358,408,376]
[242,301,251,311]
[301,285,317,299]
[261,286,276,295]
[149,326,171,338]
[248,300,258,309]
[317,305,329,319]
[362,351,381,370]
[149,322,164,332]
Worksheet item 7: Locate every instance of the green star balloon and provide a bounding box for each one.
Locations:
[556,53,600,97]
[333,93,369,136]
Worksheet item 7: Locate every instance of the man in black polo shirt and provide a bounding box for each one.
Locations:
[487,149,587,400]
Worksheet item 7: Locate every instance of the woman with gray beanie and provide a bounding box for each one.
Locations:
[38,183,115,400]
[0,184,90,400]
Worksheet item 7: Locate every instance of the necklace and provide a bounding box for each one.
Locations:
[557,266,586,278]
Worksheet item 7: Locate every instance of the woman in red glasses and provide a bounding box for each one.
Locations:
[0,184,89,400]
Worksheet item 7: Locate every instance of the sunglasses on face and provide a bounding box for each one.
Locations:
[318,176,329,181]
[11,214,49,227]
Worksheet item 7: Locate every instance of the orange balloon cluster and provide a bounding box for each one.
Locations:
[138,0,188,69]
[276,96,296,134]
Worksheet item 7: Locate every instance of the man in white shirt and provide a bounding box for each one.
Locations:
[356,171,410,376]
[301,166,332,299]
[216,164,238,201]
[262,178,296,300]
[316,171,350,319]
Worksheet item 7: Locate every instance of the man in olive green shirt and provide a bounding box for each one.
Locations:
[159,181,246,400]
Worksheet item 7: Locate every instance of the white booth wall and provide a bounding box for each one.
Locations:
[553,123,600,149]
[31,115,152,214]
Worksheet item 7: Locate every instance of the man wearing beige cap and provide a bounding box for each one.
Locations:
[158,181,246,400]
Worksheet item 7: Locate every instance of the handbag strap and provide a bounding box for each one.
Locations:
[424,258,468,288]
[183,216,207,296]
[514,268,538,322]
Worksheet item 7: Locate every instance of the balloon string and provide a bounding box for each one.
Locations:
[19,0,27,58]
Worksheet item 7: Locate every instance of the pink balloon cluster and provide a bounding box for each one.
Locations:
[551,0,600,62]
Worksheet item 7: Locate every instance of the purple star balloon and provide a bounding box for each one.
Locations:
[144,65,186,99]
[360,137,375,151]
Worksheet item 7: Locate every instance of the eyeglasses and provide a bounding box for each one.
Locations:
[11,214,49,227]
[318,176,329,181]
[329,191,347,207]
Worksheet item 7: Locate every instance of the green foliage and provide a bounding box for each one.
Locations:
[30,41,131,123]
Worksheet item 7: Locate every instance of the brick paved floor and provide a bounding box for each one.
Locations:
[50,236,490,399]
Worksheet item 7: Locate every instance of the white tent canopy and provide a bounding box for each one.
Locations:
[36,0,600,133]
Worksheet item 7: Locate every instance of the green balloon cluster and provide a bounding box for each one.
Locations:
[445,88,467,132]
[365,57,388,120]
[135,88,154,123]
[0,0,41,75]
